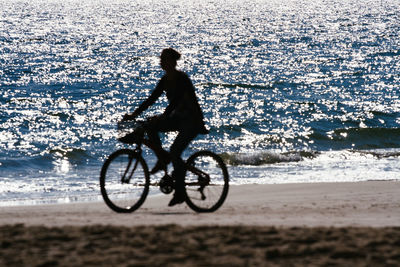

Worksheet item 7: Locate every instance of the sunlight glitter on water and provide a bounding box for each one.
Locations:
[1,0,400,203]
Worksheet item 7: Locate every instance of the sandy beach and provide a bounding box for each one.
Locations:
[1,181,399,227]
[1,181,400,266]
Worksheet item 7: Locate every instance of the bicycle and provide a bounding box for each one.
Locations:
[99,120,229,213]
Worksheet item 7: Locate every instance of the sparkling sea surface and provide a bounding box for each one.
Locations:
[1,0,400,205]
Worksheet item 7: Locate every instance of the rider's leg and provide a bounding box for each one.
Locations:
[146,130,168,159]
[145,116,164,149]
[145,116,178,173]
[168,129,198,206]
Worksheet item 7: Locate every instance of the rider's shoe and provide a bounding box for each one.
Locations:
[168,194,185,207]
[150,160,166,174]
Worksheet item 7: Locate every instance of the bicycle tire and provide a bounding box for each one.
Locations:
[100,149,150,213]
[184,150,229,212]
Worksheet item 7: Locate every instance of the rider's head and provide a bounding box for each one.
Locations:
[160,48,181,72]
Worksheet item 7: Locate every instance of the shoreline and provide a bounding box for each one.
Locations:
[1,180,399,227]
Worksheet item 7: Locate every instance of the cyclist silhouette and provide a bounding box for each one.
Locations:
[121,48,208,206]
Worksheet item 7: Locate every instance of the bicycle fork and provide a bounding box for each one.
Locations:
[121,154,139,184]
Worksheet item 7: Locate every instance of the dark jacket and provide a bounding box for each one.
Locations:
[135,71,208,134]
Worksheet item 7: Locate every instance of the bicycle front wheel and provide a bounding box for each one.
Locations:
[185,151,229,212]
[100,149,150,213]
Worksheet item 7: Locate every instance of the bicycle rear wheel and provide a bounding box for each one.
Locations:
[100,149,150,213]
[185,151,229,212]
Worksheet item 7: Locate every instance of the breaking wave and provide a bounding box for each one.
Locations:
[220,151,319,166]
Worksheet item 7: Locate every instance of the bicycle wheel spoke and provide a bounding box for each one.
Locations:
[185,151,229,212]
[100,149,149,213]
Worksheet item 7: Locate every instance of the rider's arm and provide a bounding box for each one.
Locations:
[124,80,164,120]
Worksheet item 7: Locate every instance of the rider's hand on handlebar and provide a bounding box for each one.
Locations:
[122,113,136,121]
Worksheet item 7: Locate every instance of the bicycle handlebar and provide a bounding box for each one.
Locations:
[117,119,147,145]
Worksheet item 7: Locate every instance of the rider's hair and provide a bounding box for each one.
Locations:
[161,48,181,61]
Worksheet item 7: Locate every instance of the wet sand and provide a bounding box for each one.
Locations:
[1,181,399,266]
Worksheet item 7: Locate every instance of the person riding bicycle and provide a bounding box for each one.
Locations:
[121,48,208,207]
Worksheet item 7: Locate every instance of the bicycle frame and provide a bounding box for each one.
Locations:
[102,123,229,213]
[120,129,211,188]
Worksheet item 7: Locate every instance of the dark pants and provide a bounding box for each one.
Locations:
[144,115,198,195]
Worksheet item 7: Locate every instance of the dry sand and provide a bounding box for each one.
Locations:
[1,181,399,266]
[1,181,399,227]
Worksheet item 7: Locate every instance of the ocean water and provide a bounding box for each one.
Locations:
[1,0,400,205]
